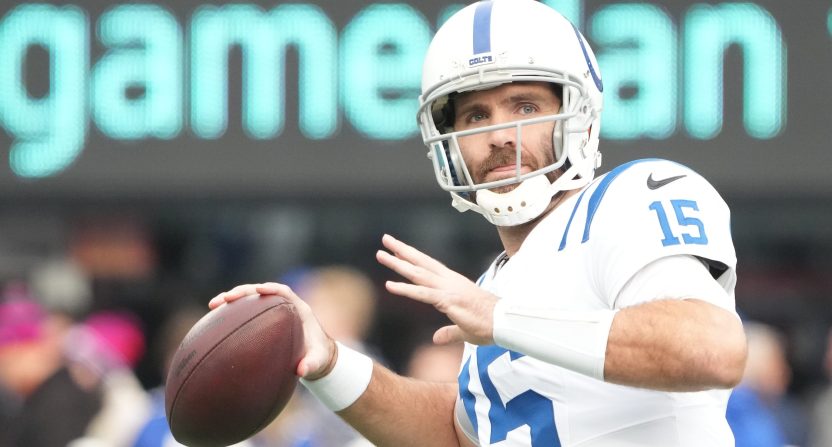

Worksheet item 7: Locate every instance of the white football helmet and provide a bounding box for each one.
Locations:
[417,0,604,226]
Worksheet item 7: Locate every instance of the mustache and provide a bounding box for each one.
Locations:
[476,149,538,181]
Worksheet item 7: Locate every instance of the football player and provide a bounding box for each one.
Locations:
[212,0,747,445]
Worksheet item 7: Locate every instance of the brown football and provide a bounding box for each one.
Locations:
[165,294,303,446]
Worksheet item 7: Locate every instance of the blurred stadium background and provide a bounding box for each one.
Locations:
[1,0,831,445]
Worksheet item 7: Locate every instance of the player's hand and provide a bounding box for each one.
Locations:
[376,234,498,346]
[208,283,337,381]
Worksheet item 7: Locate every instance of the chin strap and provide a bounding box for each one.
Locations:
[475,176,552,226]
[450,152,600,227]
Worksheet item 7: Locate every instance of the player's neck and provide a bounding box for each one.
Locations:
[496,188,580,257]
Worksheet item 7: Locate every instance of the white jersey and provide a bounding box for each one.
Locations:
[456,159,738,447]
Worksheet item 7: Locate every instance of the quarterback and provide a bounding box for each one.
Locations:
[211,0,747,445]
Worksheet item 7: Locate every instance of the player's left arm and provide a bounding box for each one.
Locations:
[379,233,746,391]
[379,161,747,392]
[601,255,746,391]
[588,161,746,390]
[604,297,746,391]
[378,234,746,391]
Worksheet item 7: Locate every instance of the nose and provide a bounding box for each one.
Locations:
[487,122,517,150]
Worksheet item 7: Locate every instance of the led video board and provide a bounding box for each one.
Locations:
[0,0,828,198]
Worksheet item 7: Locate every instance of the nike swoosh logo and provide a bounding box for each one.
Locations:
[647,173,687,190]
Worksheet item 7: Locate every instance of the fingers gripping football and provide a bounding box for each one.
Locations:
[377,234,498,346]
[209,282,337,380]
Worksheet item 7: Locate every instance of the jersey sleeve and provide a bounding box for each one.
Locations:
[616,254,738,313]
[580,159,737,308]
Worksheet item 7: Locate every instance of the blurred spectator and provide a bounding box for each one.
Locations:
[255,266,379,447]
[0,282,101,447]
[406,341,464,383]
[67,310,152,447]
[727,321,808,447]
[301,266,378,351]
[0,287,53,437]
[29,257,92,319]
[810,328,832,447]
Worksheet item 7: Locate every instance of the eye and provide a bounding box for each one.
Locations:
[519,104,538,115]
[454,109,488,129]
[467,112,488,123]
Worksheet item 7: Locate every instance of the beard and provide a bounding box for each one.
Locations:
[474,133,559,194]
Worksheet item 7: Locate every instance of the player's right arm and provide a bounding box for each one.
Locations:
[209,283,471,447]
[338,362,474,447]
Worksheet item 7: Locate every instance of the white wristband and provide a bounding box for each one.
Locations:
[493,299,617,381]
[299,341,374,411]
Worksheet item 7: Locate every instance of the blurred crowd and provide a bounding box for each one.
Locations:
[1,259,831,447]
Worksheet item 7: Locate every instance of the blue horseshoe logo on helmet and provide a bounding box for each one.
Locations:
[571,23,603,93]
